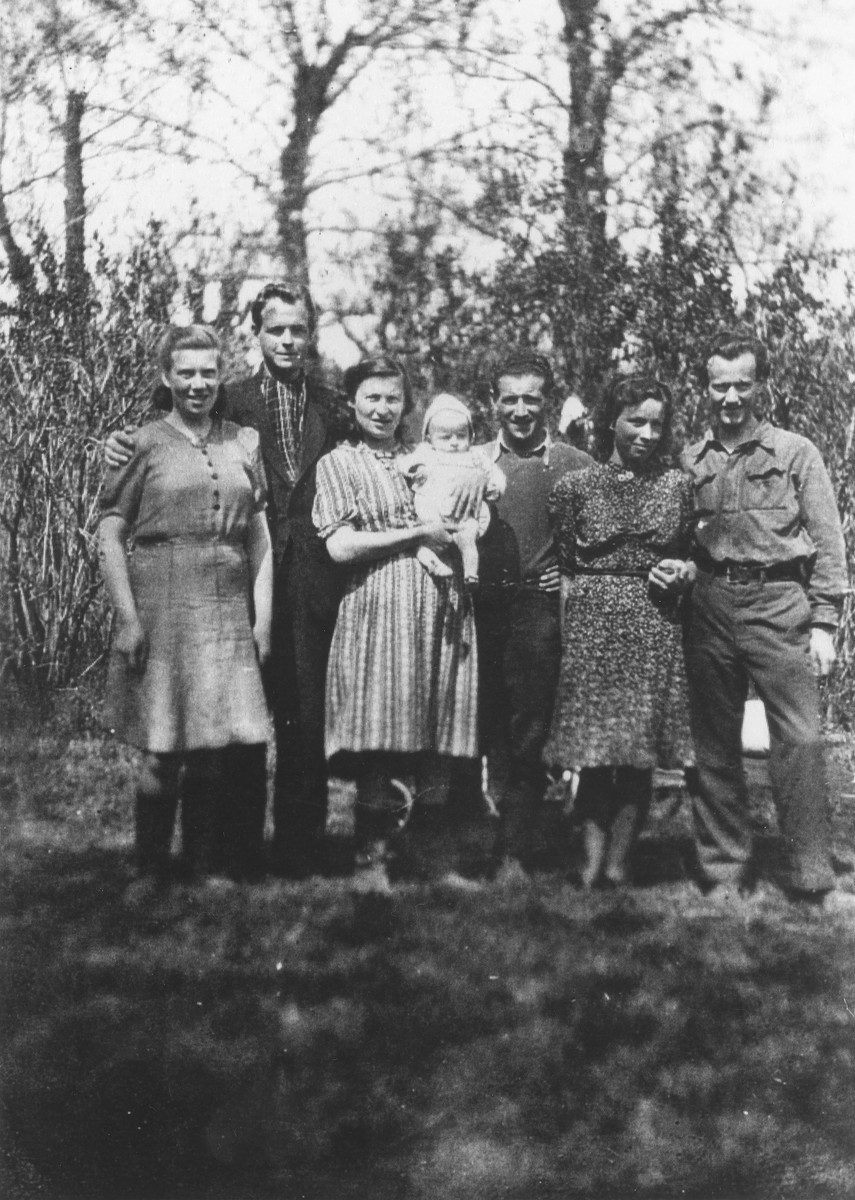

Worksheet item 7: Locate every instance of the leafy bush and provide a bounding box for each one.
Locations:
[0,227,177,696]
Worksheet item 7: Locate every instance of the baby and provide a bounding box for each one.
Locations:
[399,393,505,587]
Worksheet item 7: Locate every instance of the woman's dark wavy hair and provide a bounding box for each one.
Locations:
[152,324,227,417]
[591,374,675,467]
[342,354,414,444]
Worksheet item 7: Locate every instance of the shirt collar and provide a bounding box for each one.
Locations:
[692,417,775,462]
[258,363,305,391]
[492,429,552,466]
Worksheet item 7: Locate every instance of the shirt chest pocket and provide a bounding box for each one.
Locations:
[742,465,788,510]
[691,471,719,515]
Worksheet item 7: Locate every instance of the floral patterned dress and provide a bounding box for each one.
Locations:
[313,441,478,761]
[543,461,695,770]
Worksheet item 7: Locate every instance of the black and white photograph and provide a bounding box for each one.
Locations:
[3,2,855,1197]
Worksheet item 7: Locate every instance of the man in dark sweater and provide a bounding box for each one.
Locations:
[476,351,592,882]
[106,283,346,877]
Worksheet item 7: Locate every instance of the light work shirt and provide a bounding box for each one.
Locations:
[682,418,847,627]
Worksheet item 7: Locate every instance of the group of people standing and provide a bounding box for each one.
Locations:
[101,281,851,909]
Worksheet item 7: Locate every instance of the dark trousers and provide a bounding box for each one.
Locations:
[266,553,338,866]
[135,744,267,880]
[684,577,834,893]
[476,588,561,863]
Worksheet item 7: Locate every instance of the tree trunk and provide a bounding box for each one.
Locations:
[557,0,624,393]
[63,90,87,298]
[560,0,609,244]
[276,62,325,283]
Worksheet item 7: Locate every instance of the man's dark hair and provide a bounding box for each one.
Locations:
[591,374,674,466]
[250,282,317,337]
[700,325,769,385]
[342,354,414,441]
[490,350,556,398]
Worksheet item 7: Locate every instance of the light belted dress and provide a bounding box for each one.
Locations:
[102,418,269,754]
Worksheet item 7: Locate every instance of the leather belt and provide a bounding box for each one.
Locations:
[574,568,650,578]
[698,559,806,585]
[480,573,553,593]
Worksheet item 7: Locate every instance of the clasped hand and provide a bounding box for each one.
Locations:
[648,558,695,595]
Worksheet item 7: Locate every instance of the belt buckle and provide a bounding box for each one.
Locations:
[724,563,753,584]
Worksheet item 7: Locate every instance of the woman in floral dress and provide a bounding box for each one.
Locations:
[544,376,695,888]
[312,355,479,891]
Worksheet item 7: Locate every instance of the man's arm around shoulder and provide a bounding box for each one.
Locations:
[221,375,261,426]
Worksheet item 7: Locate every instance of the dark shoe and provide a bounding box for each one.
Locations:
[601,867,630,889]
[270,833,324,879]
[788,886,831,908]
[270,852,315,880]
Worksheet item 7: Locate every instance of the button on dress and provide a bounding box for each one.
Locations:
[102,419,269,753]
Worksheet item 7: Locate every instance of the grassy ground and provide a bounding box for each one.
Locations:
[3,715,855,1200]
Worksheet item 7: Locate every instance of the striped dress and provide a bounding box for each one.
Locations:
[313,441,478,760]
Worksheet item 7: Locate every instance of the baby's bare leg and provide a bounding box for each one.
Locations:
[453,519,480,584]
[417,545,453,577]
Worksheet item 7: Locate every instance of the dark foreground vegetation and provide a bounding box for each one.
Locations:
[3,706,855,1200]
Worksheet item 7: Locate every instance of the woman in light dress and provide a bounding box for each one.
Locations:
[99,325,272,886]
[313,356,480,891]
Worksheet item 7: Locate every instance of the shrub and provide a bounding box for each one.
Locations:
[0,227,178,697]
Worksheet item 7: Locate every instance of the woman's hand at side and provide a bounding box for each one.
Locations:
[113,616,148,673]
[649,558,695,595]
[247,511,273,668]
[99,515,149,671]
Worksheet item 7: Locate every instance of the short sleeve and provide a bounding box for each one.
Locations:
[237,426,267,513]
[548,473,578,573]
[99,431,149,527]
[313,448,362,538]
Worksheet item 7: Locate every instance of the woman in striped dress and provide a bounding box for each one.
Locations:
[313,355,479,890]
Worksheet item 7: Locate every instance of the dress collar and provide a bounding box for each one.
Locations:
[356,439,399,460]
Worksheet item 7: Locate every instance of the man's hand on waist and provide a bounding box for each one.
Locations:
[536,564,560,593]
